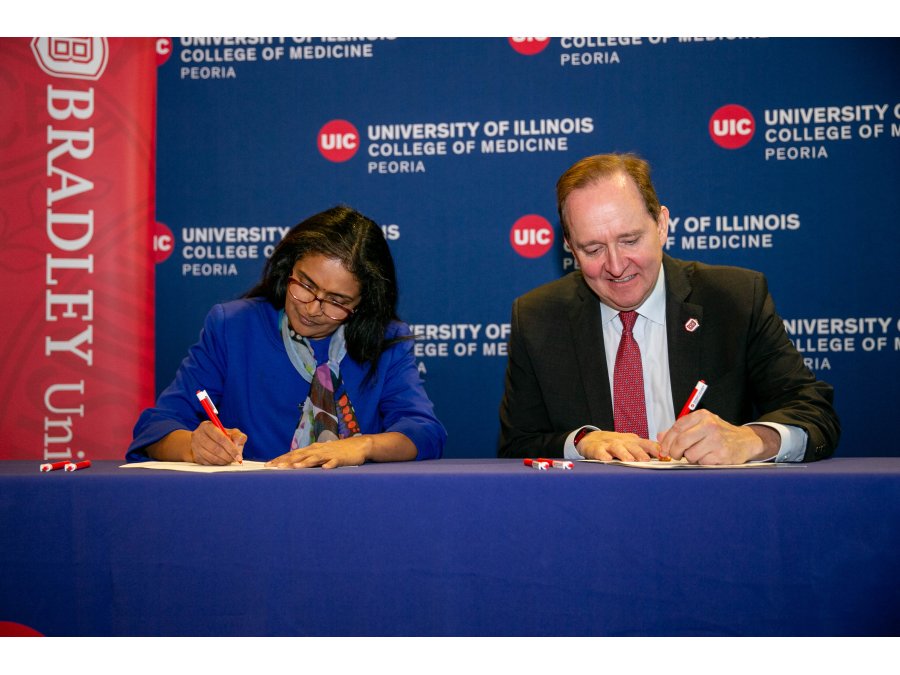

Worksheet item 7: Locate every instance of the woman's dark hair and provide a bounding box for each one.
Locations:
[243,206,408,384]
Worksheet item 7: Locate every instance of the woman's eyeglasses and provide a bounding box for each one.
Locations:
[288,277,357,321]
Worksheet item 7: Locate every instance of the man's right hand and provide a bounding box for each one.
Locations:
[577,430,660,462]
[190,420,246,465]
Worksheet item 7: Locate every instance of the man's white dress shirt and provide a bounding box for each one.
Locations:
[563,265,808,462]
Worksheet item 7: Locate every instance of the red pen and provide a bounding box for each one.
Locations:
[196,390,241,464]
[677,380,708,419]
[661,381,709,461]
[524,458,549,470]
[40,461,69,472]
[64,460,91,471]
[538,458,574,470]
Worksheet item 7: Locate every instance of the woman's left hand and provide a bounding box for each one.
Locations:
[265,435,373,469]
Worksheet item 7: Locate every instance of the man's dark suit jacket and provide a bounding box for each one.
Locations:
[498,254,840,461]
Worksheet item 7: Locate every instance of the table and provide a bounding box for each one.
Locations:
[1,458,898,636]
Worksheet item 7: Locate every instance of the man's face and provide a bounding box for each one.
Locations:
[565,173,669,312]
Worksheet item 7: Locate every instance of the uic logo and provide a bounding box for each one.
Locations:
[318,120,359,162]
[31,37,109,80]
[508,38,550,55]
[156,37,172,66]
[510,215,554,258]
[709,104,755,149]
[154,222,174,263]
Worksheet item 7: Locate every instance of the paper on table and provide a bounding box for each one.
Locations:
[579,458,805,469]
[119,460,277,472]
[118,460,360,472]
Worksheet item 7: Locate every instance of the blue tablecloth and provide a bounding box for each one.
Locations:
[1,458,898,636]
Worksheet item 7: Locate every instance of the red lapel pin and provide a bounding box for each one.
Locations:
[685,318,699,332]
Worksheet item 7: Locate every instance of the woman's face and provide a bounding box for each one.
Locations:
[285,254,361,340]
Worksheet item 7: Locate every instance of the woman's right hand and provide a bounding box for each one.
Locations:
[190,421,247,465]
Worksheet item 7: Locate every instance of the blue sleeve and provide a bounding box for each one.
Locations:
[377,324,446,460]
[126,305,228,461]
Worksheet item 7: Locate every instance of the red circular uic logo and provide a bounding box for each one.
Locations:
[318,120,359,162]
[154,222,174,263]
[511,215,554,258]
[709,104,755,149]
[156,38,172,66]
[508,38,550,55]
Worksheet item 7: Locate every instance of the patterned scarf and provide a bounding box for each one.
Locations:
[280,312,362,451]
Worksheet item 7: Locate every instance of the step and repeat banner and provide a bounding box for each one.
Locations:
[1,38,898,461]
[54,37,900,461]
[0,38,157,461]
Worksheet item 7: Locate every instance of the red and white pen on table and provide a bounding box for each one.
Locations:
[64,460,91,471]
[524,458,574,470]
[196,390,241,464]
[40,461,69,472]
[538,458,573,470]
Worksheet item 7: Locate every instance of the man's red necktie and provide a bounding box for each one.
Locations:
[613,310,649,439]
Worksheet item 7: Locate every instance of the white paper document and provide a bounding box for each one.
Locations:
[119,460,278,472]
[579,458,805,470]
[119,460,360,472]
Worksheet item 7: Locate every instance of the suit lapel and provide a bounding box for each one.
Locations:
[569,276,615,430]
[664,255,704,417]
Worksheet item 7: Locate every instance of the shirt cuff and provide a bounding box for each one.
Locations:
[745,422,809,462]
[564,425,601,460]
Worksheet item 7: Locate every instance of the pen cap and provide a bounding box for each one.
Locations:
[196,390,218,414]
[689,381,709,410]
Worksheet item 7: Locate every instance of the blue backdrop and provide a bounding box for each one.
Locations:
[154,37,900,458]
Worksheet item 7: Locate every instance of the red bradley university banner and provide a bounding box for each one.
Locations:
[0,38,157,460]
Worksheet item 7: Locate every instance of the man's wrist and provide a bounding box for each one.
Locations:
[747,424,781,461]
[565,426,599,460]
[573,426,592,448]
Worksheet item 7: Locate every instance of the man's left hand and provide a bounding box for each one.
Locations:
[657,410,780,465]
